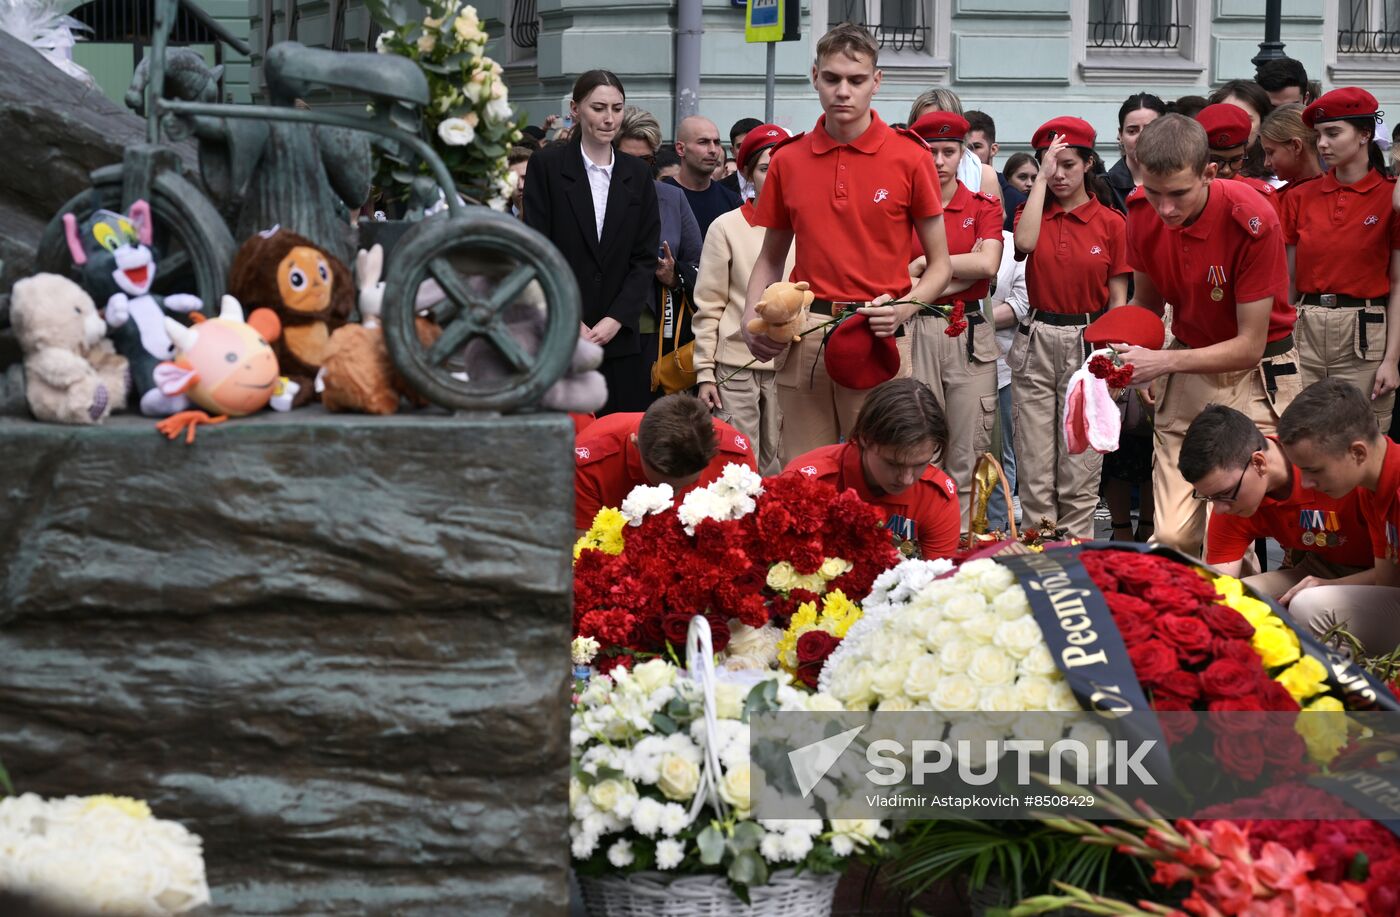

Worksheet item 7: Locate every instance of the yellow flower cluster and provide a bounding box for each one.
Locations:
[777,589,861,673]
[80,795,152,819]
[573,507,626,562]
[1210,573,1347,763]
[766,557,852,595]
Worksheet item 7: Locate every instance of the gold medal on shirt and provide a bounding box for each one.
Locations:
[1207,265,1227,302]
[1210,286,1224,301]
[1315,532,1329,547]
[1301,531,1316,546]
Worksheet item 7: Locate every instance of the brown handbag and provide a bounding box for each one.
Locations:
[650,284,698,394]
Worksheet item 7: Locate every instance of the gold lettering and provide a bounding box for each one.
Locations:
[1063,646,1109,668]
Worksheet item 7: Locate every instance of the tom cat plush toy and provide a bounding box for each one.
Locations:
[63,200,203,416]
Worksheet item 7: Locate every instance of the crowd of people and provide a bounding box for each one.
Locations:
[528,22,1400,656]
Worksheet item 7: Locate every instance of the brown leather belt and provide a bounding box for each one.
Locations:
[1299,293,1376,308]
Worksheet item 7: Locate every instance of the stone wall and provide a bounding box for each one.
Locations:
[0,408,573,915]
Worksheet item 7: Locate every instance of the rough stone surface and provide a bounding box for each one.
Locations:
[0,409,574,915]
[0,33,197,296]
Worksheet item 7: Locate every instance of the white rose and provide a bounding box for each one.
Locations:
[977,684,1022,714]
[947,720,1005,767]
[1068,719,1113,758]
[588,778,630,814]
[437,116,475,146]
[960,613,1000,645]
[719,763,751,817]
[994,615,1046,659]
[929,674,979,711]
[938,639,978,673]
[632,658,675,694]
[877,696,915,712]
[657,755,700,801]
[968,647,1018,687]
[926,619,962,646]
[1020,643,1060,678]
[1014,675,1056,710]
[902,655,942,701]
[766,561,798,591]
[833,661,876,709]
[1047,681,1082,712]
[805,692,844,712]
[992,588,1032,620]
[820,557,852,579]
[960,559,1017,597]
[714,681,748,720]
[938,592,988,622]
[486,97,512,123]
[871,659,909,698]
[1011,711,1067,748]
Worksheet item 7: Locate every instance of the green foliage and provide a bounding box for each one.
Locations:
[886,819,1151,905]
[0,757,11,796]
[367,0,524,208]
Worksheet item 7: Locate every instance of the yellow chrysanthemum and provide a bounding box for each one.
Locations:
[82,795,152,819]
[1277,655,1329,703]
[821,590,862,638]
[573,507,627,561]
[778,601,818,672]
[1296,695,1349,765]
[1251,623,1301,669]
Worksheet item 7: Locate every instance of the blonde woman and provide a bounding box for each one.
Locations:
[693,124,794,474]
[1260,103,1323,194]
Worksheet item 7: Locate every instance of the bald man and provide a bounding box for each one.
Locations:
[664,115,741,239]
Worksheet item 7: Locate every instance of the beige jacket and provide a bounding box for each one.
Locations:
[691,204,797,384]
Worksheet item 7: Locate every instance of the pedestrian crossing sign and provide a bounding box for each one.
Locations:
[746,0,794,42]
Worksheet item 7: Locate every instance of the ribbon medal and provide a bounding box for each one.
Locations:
[1207,265,1227,302]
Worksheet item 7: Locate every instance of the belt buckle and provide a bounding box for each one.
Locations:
[1321,294,1337,307]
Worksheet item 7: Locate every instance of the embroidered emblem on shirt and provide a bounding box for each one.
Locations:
[873,188,890,203]
[962,217,975,229]
[733,434,748,451]
[945,479,956,495]
[1365,214,1380,226]
[800,465,818,476]
[1090,245,1103,255]
[1248,216,1262,234]
[575,447,590,460]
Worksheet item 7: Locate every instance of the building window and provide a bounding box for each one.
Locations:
[511,0,539,49]
[1088,0,1186,50]
[828,0,929,53]
[1339,0,1400,54]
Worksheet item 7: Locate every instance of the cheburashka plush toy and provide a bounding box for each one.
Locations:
[153,295,298,443]
[63,200,203,416]
[227,225,353,408]
[10,273,129,424]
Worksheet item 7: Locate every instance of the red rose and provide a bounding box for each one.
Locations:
[1200,659,1261,699]
[1115,611,1154,646]
[1207,697,1266,713]
[1214,730,1265,781]
[704,613,732,653]
[1156,614,1214,663]
[1130,639,1180,683]
[1145,585,1197,612]
[662,613,696,647]
[1154,669,1203,703]
[1213,639,1261,667]
[1106,592,1158,623]
[1258,678,1302,712]
[1260,728,1307,775]
[1116,561,1163,596]
[1152,695,1197,743]
[1201,604,1256,640]
[796,629,841,665]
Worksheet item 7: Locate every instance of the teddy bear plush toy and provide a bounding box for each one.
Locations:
[10,273,130,424]
[746,280,813,344]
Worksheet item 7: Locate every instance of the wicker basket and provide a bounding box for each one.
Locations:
[577,869,840,917]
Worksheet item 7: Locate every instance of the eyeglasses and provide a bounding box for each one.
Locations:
[1191,464,1249,504]
[1209,153,1246,170]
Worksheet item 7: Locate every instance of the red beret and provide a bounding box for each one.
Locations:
[823,313,900,390]
[911,112,969,143]
[1083,306,1166,351]
[1195,103,1252,150]
[1303,87,1380,127]
[1031,116,1096,151]
[736,123,788,173]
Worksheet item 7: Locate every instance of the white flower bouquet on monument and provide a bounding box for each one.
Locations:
[570,628,890,905]
[0,793,211,914]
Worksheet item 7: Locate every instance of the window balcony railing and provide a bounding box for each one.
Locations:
[828,0,929,53]
[1088,0,1186,50]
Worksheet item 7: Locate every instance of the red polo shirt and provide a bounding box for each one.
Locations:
[1229,176,1282,215]
[910,182,1002,301]
[782,442,960,560]
[1126,180,1294,349]
[573,412,758,530]
[1282,168,1400,300]
[1357,437,1400,564]
[755,111,943,301]
[1015,196,1130,315]
[1206,441,1372,568]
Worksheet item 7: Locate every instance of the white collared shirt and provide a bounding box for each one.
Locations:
[581,144,614,240]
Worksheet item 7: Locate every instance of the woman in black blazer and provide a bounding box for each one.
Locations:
[524,70,661,415]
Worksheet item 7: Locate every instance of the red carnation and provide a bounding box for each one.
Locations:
[1200,658,1261,699]
[943,301,967,337]
[1088,353,1115,380]
[1130,639,1180,683]
[1107,363,1135,388]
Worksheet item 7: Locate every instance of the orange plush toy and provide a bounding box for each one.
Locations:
[746,280,813,345]
[227,226,353,407]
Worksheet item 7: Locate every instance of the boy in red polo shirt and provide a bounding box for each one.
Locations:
[784,378,960,560]
[1112,114,1301,558]
[574,393,757,533]
[741,22,952,463]
[1195,104,1280,212]
[1276,379,1400,654]
[1178,404,1372,601]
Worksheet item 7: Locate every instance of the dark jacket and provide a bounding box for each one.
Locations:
[524,136,661,357]
[1106,159,1135,214]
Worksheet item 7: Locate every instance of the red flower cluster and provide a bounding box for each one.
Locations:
[795,630,840,689]
[573,473,898,669]
[1087,352,1136,387]
[943,300,968,337]
[1079,550,1304,780]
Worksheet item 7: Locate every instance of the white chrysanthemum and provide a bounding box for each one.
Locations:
[658,802,691,837]
[620,482,674,524]
[607,838,635,868]
[571,830,599,859]
[781,828,816,862]
[655,838,685,870]
[759,832,786,863]
[629,797,664,837]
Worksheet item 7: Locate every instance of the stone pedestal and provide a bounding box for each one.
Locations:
[0,408,573,916]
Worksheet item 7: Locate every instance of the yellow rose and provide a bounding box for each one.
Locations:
[1277,656,1329,703]
[1212,575,1243,600]
[819,557,852,580]
[1296,697,1350,765]
[766,562,797,591]
[1251,624,1301,669]
[657,754,700,801]
[1228,594,1276,628]
[719,762,751,817]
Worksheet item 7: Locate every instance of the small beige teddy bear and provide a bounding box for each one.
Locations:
[10,273,129,424]
[746,280,814,344]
